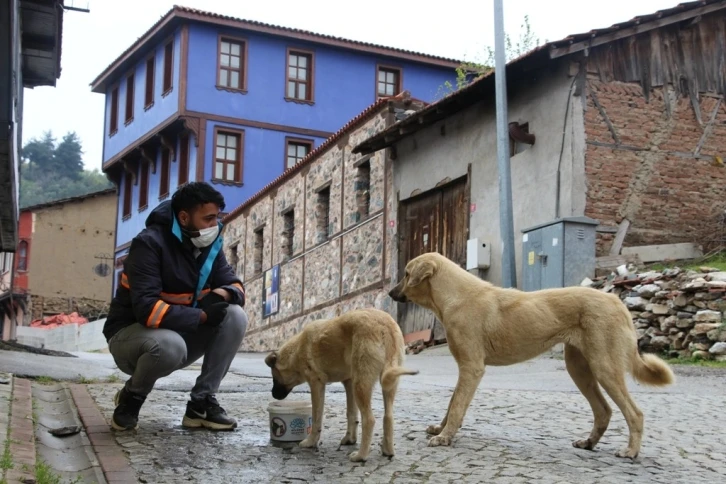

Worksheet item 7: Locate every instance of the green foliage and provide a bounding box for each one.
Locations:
[438,15,544,97]
[19,130,112,208]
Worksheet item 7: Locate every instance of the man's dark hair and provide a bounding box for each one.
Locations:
[171,182,226,214]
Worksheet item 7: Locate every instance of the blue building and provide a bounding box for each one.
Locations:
[91,6,459,292]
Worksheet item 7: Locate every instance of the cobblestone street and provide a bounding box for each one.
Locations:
[85,354,726,484]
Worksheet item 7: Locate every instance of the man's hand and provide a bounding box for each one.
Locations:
[212,288,232,301]
[203,302,229,327]
[198,292,225,311]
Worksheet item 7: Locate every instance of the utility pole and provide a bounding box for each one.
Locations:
[493,0,517,288]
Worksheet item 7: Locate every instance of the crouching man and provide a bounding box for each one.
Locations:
[103,182,248,431]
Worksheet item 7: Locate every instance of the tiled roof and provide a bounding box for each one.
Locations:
[353,0,726,154]
[90,4,462,92]
[20,188,116,213]
[221,91,423,224]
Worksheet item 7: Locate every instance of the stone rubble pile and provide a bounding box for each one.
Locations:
[583,265,726,361]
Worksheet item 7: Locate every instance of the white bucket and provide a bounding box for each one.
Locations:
[267,400,313,442]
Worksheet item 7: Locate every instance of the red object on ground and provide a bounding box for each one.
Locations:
[29,312,88,329]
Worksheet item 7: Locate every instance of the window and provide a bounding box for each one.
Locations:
[1,253,12,273]
[282,209,294,260]
[229,243,239,273]
[315,186,330,243]
[509,122,531,156]
[163,40,173,94]
[17,241,28,272]
[286,50,313,102]
[109,87,119,135]
[253,227,264,275]
[159,148,170,199]
[145,56,155,108]
[178,134,189,186]
[377,67,401,98]
[138,161,149,210]
[213,130,243,183]
[218,38,246,91]
[355,159,371,221]
[122,171,133,218]
[285,139,312,169]
[125,73,135,124]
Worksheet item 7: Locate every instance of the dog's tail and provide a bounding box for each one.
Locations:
[381,366,419,388]
[631,351,675,386]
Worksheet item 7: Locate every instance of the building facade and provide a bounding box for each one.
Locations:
[352,0,726,339]
[91,6,460,294]
[220,92,423,351]
[10,189,116,330]
[1,0,65,340]
[219,1,726,350]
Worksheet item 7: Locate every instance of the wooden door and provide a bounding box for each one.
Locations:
[397,175,469,340]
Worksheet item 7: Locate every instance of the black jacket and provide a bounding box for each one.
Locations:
[104,201,245,342]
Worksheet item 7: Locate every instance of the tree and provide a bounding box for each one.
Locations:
[20,130,55,179]
[19,130,113,208]
[53,132,85,180]
[439,15,544,95]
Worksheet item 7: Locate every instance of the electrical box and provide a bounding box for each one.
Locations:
[466,238,491,270]
[521,216,599,292]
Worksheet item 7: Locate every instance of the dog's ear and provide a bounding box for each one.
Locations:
[264,352,278,368]
[407,259,436,287]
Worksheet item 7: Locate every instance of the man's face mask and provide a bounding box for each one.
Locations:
[179,203,221,248]
[188,225,219,248]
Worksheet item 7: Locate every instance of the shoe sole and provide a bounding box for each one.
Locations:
[111,419,138,431]
[112,390,138,431]
[181,415,237,430]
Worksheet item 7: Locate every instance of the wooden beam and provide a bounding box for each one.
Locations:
[181,116,201,147]
[139,147,156,174]
[695,98,722,155]
[609,219,631,256]
[549,2,726,59]
[158,134,176,162]
[122,160,137,186]
[588,82,621,145]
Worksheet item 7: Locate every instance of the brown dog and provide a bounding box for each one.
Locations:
[264,308,418,462]
[389,252,674,459]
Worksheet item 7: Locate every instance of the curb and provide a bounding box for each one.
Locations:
[69,385,138,484]
[6,378,36,483]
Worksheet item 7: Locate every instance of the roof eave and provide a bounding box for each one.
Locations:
[90,6,463,93]
[89,10,179,93]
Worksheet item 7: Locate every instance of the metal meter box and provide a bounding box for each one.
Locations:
[466,238,491,270]
[521,216,599,292]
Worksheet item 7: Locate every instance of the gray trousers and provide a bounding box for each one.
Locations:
[108,305,248,400]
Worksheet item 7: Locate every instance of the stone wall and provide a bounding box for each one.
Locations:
[589,267,726,360]
[583,79,726,256]
[29,295,110,321]
[223,96,420,351]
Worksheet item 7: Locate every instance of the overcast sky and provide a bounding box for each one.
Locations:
[23,0,682,171]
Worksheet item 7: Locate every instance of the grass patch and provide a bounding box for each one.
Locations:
[106,374,121,384]
[76,375,98,385]
[34,460,61,484]
[34,459,82,484]
[33,376,58,385]
[664,357,726,368]
[647,251,726,272]
[1,438,13,472]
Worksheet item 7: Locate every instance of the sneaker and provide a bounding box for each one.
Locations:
[181,395,237,430]
[111,388,146,431]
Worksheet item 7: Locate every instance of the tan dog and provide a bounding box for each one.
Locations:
[389,252,674,459]
[264,308,418,462]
